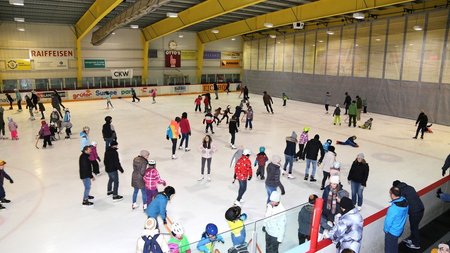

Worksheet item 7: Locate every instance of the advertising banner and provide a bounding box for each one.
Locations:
[165,50,181,68]
[220,60,240,68]
[29,48,75,59]
[202,83,229,92]
[34,59,68,70]
[221,51,241,60]
[181,51,197,60]
[203,51,221,60]
[111,69,133,79]
[84,59,106,69]
[6,59,32,70]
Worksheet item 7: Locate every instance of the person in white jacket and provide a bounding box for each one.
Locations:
[198,135,218,182]
[321,146,336,190]
[136,217,170,253]
[263,191,287,253]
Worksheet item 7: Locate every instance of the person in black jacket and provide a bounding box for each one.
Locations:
[343,92,351,115]
[102,116,116,149]
[213,82,219,100]
[243,86,249,101]
[265,155,285,203]
[304,134,325,182]
[393,180,425,250]
[0,160,14,210]
[31,90,38,111]
[442,154,450,176]
[347,153,369,210]
[413,111,428,139]
[79,146,94,206]
[229,116,239,149]
[282,132,297,179]
[5,93,14,110]
[104,141,123,200]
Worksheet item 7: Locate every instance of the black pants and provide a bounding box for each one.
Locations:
[345,105,349,114]
[132,94,140,102]
[195,104,201,112]
[415,125,426,138]
[17,100,22,110]
[91,160,100,175]
[321,171,330,188]
[265,103,273,113]
[40,111,45,119]
[205,123,214,133]
[298,233,309,245]
[201,157,212,174]
[220,114,229,124]
[265,232,280,253]
[348,114,356,127]
[107,171,119,195]
[0,122,5,136]
[171,138,177,155]
[230,132,236,145]
[8,100,13,109]
[43,135,52,147]
[283,100,286,106]
[407,210,424,246]
[363,106,367,113]
[296,144,305,160]
[325,104,329,112]
[256,165,265,178]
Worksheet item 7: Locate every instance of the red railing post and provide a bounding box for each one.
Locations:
[308,198,324,253]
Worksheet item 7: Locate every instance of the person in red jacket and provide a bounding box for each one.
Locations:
[179,112,191,151]
[234,149,253,206]
[194,95,202,112]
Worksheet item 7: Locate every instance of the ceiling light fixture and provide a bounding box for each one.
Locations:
[14,17,25,22]
[326,30,334,35]
[353,12,365,20]
[112,32,116,35]
[264,22,273,28]
[231,38,236,41]
[178,34,184,38]
[17,27,25,32]
[413,25,423,31]
[9,0,24,6]
[318,40,324,43]
[211,29,219,34]
[130,24,139,29]
[269,34,276,39]
[166,12,178,18]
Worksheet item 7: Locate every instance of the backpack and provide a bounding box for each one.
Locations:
[228,244,249,253]
[142,234,163,253]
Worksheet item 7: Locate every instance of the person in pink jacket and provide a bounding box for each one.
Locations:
[7,117,18,140]
[89,142,101,175]
[143,160,166,205]
[39,120,52,148]
[198,135,218,182]
[179,112,191,151]
[296,127,309,161]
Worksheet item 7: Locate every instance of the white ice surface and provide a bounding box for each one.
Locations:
[0,93,448,253]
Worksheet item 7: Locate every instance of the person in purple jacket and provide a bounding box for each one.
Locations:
[39,120,52,148]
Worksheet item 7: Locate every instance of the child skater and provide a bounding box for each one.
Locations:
[198,135,217,182]
[225,206,248,247]
[245,105,254,130]
[143,160,166,207]
[282,92,289,106]
[324,92,331,114]
[7,117,18,140]
[150,88,157,104]
[168,221,191,253]
[336,135,359,147]
[358,118,373,130]
[296,127,309,161]
[254,146,268,180]
[195,95,202,112]
[203,110,214,134]
[0,160,14,210]
[333,104,341,126]
[221,105,232,124]
[105,91,114,109]
[213,107,222,126]
[89,141,101,176]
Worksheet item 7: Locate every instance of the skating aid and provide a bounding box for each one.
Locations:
[35,135,40,149]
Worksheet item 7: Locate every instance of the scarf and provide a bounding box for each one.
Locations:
[326,188,338,214]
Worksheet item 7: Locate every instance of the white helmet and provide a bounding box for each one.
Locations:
[148,160,156,165]
[91,141,97,146]
[333,161,341,169]
[243,149,251,156]
[171,221,184,235]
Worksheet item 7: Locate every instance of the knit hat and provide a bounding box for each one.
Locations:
[91,141,97,146]
[0,160,6,166]
[243,149,251,156]
[110,141,118,146]
[339,197,354,211]
[144,218,157,230]
[291,131,297,139]
[270,191,281,202]
[259,146,265,153]
[357,153,364,159]
[140,150,150,157]
[308,194,318,204]
[330,175,340,184]
[314,134,320,140]
[164,186,176,198]
[271,155,282,165]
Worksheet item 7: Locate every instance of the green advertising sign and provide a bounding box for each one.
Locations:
[84,59,105,69]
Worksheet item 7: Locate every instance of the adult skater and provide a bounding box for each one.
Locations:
[413,111,428,139]
[5,93,13,110]
[221,105,232,124]
[264,191,286,253]
[14,89,22,112]
[348,153,369,210]
[37,97,45,120]
[282,131,297,179]
[234,149,252,206]
[356,95,363,121]
[166,116,181,159]
[179,112,191,151]
[343,92,351,115]
[442,154,450,176]
[229,115,239,149]
[263,91,273,114]
[105,91,114,109]
[104,141,124,201]
[131,150,149,210]
[136,218,170,253]
[52,89,65,109]
[199,135,217,182]
[31,90,38,111]
[296,127,309,161]
[24,95,35,120]
[348,100,357,127]
[243,86,249,101]
[225,81,230,94]
[322,176,344,223]
[131,87,140,102]
[0,160,14,209]
[202,93,211,112]
[146,186,176,226]
[102,116,116,149]
[51,91,63,117]
[304,134,325,182]
[213,82,219,100]
[265,155,285,203]
[324,92,331,114]
[0,106,5,139]
[79,145,94,206]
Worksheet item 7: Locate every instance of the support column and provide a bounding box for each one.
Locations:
[76,39,83,88]
[196,35,204,84]
[142,33,149,85]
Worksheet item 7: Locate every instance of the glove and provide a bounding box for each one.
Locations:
[188,131,191,136]
[234,173,237,180]
[119,168,124,174]
[179,135,181,139]
[163,219,167,225]
[98,158,102,162]
[248,176,252,181]
[239,213,248,221]
[262,226,266,232]
[162,181,167,186]
[166,135,169,140]
[10,179,14,184]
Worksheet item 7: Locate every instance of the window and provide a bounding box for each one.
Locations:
[19,79,33,90]
[326,28,341,76]
[304,32,316,74]
[422,10,447,83]
[402,14,425,81]
[315,30,327,75]
[339,25,356,76]
[65,78,77,90]
[131,76,142,86]
[293,33,305,73]
[354,22,370,77]
[35,79,49,91]
[50,78,63,90]
[82,77,93,89]
[385,17,405,80]
[258,39,267,71]
[2,80,17,92]
[369,20,388,78]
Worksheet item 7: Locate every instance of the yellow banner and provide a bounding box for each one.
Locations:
[6,59,32,70]
[181,50,197,60]
[221,60,240,68]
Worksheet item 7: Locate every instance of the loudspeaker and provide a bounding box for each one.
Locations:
[293,22,305,30]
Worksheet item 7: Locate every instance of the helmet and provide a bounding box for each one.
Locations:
[148,160,156,165]
[333,161,341,169]
[303,127,310,132]
[243,149,251,156]
[171,221,184,235]
[205,223,218,236]
[64,108,69,111]
[91,141,97,146]
[225,206,241,221]
[326,139,332,144]
[83,126,90,131]
[259,146,265,153]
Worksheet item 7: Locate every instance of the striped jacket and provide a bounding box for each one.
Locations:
[143,167,166,190]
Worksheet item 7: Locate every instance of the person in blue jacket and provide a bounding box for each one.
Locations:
[197,223,224,253]
[146,186,175,227]
[384,187,409,253]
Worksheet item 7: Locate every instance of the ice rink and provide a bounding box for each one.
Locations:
[0,92,448,252]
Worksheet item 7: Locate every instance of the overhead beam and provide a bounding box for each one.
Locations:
[75,0,123,40]
[142,0,266,41]
[197,0,415,43]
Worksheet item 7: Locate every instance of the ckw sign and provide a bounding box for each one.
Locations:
[111,69,133,79]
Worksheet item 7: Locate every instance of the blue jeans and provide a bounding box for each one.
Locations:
[231,228,246,246]
[237,180,247,201]
[245,119,253,129]
[82,178,91,200]
[107,171,119,195]
[385,232,399,253]
[265,185,277,203]
[132,187,147,204]
[283,155,294,174]
[180,133,189,148]
[305,159,317,177]
[104,137,113,150]
[351,181,364,207]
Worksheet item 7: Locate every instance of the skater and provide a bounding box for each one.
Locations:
[131,88,140,102]
[336,136,359,148]
[61,108,72,139]
[50,108,61,131]
[264,191,286,253]
[384,187,409,253]
[298,194,318,244]
[102,116,116,149]
[131,150,149,210]
[220,105,232,124]
[0,106,4,139]
[320,146,336,190]
[254,146,268,180]
[14,89,22,112]
[79,145,94,206]
[203,110,214,134]
[358,118,373,130]
[348,153,369,210]
[136,218,170,253]
[296,127,309,161]
[225,81,230,94]
[333,104,341,126]
[143,160,166,206]
[343,92,351,115]
[238,84,243,98]
[39,120,52,148]
[225,206,248,248]
[243,86,249,100]
[324,92,331,113]
[105,91,114,109]
[233,149,252,206]
[80,126,90,151]
[104,141,124,201]
[198,135,217,182]
[194,95,202,112]
[168,221,191,253]
[356,95,363,121]
[413,111,428,139]
[213,82,219,100]
[362,98,368,113]
[37,98,45,120]
[304,134,325,182]
[166,116,181,159]
[146,186,176,226]
[24,95,35,120]
[322,176,344,223]
[197,223,225,253]
[150,88,157,103]
[282,92,289,106]
[49,122,58,141]
[179,112,191,151]
[8,117,18,140]
[0,160,14,210]
[263,91,274,114]
[229,115,239,149]
[31,90,38,111]
[202,93,211,112]
[5,93,13,110]
[53,89,65,109]
[244,105,253,130]
[348,100,357,127]
[89,142,101,176]
[265,155,285,203]
[282,131,297,179]
[51,91,63,117]
[232,105,244,128]
[213,107,222,125]
[322,139,332,152]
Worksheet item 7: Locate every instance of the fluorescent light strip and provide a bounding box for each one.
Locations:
[14,17,25,22]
